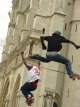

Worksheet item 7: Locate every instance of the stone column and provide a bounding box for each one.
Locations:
[25,0,39,30]
[12,11,25,48]
[45,0,66,100]
[20,0,40,40]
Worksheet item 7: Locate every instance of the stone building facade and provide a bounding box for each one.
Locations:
[0,0,80,107]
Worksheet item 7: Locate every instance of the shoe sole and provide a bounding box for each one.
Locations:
[71,76,80,81]
[27,101,34,106]
[26,98,34,106]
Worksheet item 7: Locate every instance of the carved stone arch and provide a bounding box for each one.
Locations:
[43,89,61,107]
[53,93,61,107]
[11,74,21,107]
[43,89,55,107]
[0,77,10,107]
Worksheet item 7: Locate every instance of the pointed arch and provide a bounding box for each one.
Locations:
[54,93,61,107]
[0,78,9,107]
[43,89,61,107]
[11,74,21,107]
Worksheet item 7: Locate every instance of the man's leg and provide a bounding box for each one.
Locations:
[20,82,37,99]
[29,54,50,63]
[20,82,37,105]
[46,54,80,79]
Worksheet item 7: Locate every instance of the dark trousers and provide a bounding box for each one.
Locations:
[31,54,73,77]
[20,82,37,98]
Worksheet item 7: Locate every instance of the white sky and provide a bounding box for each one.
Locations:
[0,0,12,62]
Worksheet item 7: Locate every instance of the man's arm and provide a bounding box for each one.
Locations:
[21,52,30,68]
[69,41,77,48]
[40,36,47,50]
[69,41,80,49]
[61,36,80,49]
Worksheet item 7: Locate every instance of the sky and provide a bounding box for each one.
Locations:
[0,0,12,62]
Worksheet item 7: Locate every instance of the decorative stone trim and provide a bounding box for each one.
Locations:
[70,20,80,24]
[45,88,55,98]
[12,0,19,7]
[21,29,29,32]
[35,11,66,18]
[9,43,15,45]
[2,52,8,54]
[8,23,15,28]
[16,10,24,15]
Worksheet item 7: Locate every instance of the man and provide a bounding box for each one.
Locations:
[20,52,40,106]
[29,31,80,80]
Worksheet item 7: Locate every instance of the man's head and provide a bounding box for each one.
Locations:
[52,31,61,36]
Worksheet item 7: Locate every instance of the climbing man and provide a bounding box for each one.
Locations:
[28,31,80,80]
[20,52,40,106]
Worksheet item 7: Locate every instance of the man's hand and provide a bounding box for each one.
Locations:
[70,41,80,49]
[75,45,80,49]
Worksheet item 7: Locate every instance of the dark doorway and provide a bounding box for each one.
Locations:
[53,102,57,107]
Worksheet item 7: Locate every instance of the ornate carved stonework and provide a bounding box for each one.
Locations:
[55,0,65,13]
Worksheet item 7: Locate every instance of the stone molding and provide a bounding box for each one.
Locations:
[70,19,80,24]
[8,23,15,28]
[16,5,30,15]
[12,0,19,7]
[35,11,66,18]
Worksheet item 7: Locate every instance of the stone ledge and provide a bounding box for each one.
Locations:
[34,11,66,18]
[70,20,80,24]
